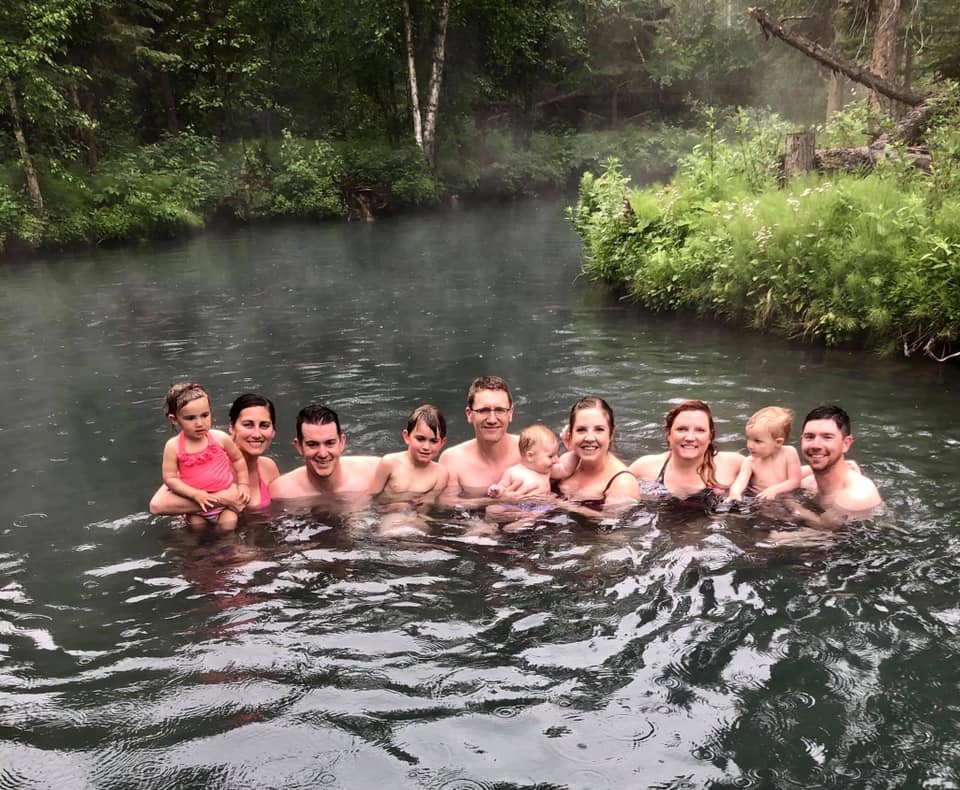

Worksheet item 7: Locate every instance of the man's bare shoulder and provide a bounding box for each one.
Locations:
[339,455,380,491]
[839,471,882,512]
[268,467,312,499]
[440,440,475,464]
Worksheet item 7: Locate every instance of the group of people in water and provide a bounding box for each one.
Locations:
[150,375,883,536]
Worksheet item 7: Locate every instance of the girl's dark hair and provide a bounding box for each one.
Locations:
[665,400,718,487]
[229,393,276,426]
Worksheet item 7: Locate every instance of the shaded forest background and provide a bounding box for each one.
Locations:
[1,0,958,253]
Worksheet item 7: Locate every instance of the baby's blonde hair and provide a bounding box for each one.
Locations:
[746,406,794,441]
[519,424,557,455]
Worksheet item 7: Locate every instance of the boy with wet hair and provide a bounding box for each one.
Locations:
[727,406,802,501]
[369,404,450,500]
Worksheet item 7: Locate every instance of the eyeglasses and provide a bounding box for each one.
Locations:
[469,407,512,417]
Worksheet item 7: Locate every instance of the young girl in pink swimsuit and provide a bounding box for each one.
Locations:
[161,383,249,532]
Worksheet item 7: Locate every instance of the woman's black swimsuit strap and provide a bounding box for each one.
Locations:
[552,469,635,512]
[602,469,636,495]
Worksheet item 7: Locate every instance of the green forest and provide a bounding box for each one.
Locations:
[2,0,958,357]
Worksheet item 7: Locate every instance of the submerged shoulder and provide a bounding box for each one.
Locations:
[607,465,641,497]
[344,455,381,479]
[842,471,882,510]
[258,456,281,485]
[209,428,231,443]
[630,451,669,480]
[269,468,309,498]
[715,451,744,475]
[440,439,474,465]
[377,451,404,468]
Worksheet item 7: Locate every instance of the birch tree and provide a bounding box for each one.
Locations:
[402,0,450,167]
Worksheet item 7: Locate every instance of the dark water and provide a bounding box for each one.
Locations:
[2,199,959,789]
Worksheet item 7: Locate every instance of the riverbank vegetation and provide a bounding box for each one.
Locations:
[572,1,960,360]
[573,97,960,358]
[0,0,903,255]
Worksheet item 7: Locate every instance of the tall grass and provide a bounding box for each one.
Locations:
[571,98,960,359]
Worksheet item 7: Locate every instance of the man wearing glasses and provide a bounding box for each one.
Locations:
[441,376,521,495]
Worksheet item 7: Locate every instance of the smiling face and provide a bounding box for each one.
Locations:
[294,421,346,479]
[230,405,276,459]
[666,408,712,461]
[465,389,514,443]
[745,424,782,460]
[169,396,212,440]
[569,407,612,461]
[403,418,447,465]
[801,418,852,472]
[524,436,560,475]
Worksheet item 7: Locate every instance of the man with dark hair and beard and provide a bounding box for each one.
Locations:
[796,404,882,526]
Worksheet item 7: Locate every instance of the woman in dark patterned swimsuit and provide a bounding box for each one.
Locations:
[629,400,743,505]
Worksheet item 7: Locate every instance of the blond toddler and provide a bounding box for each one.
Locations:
[727,406,802,501]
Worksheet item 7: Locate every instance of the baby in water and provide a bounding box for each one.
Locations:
[488,424,561,501]
[727,406,802,501]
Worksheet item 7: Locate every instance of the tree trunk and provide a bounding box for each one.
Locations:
[159,69,179,135]
[825,1,847,119]
[5,78,44,217]
[784,130,816,177]
[421,0,450,168]
[747,6,925,107]
[826,72,848,118]
[869,0,901,116]
[81,86,98,169]
[402,0,423,151]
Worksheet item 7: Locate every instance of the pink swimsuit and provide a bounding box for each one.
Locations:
[177,432,235,516]
[256,477,270,508]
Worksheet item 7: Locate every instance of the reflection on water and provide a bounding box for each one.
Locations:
[1,199,960,788]
[4,503,958,789]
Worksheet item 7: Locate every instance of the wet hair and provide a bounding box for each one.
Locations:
[567,396,615,436]
[406,404,447,439]
[803,404,851,436]
[664,400,718,487]
[466,375,513,408]
[746,406,794,441]
[296,404,341,441]
[519,424,558,456]
[229,393,276,426]
[165,382,209,416]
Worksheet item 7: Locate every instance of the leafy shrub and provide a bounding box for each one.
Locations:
[338,141,440,207]
[271,132,345,217]
[572,105,960,359]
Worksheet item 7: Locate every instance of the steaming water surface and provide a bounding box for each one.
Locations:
[2,198,959,789]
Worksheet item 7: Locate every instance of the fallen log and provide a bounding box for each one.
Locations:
[747,6,927,108]
[816,145,931,173]
[749,6,943,174]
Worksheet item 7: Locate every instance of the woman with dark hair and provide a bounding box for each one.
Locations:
[629,400,743,500]
[554,396,640,511]
[150,393,280,515]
